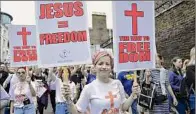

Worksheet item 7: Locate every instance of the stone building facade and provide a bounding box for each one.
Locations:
[155,1,195,68]
[0,12,13,63]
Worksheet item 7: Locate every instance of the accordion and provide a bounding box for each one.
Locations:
[138,82,157,109]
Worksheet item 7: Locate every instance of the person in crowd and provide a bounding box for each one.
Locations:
[81,64,96,85]
[9,67,36,114]
[3,67,16,91]
[143,54,178,114]
[186,47,195,114]
[62,51,141,114]
[169,56,188,114]
[70,65,86,100]
[118,71,138,114]
[0,63,9,92]
[0,85,10,114]
[55,66,77,114]
[33,68,49,114]
[182,59,190,76]
[42,68,49,82]
[48,67,58,113]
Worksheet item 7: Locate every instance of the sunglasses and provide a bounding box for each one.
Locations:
[17,71,25,75]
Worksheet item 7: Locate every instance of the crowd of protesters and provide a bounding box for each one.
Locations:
[0,46,195,114]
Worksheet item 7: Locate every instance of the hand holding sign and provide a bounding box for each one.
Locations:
[132,71,140,98]
[61,67,71,101]
[62,67,69,84]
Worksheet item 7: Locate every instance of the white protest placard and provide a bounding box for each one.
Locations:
[0,85,10,100]
[35,1,92,68]
[8,25,37,67]
[113,1,156,72]
[35,81,47,98]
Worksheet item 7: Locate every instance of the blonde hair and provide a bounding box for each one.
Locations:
[188,47,195,65]
[92,51,114,69]
[190,47,195,59]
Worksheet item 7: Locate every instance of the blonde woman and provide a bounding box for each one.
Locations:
[186,47,195,114]
[62,51,141,114]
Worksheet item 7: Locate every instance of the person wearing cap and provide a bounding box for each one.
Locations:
[62,51,141,114]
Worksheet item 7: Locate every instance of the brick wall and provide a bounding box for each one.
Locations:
[155,1,195,68]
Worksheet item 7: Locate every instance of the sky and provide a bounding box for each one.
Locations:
[1,1,113,29]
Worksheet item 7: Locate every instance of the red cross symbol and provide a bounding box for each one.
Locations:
[105,91,117,108]
[124,3,144,35]
[17,27,31,46]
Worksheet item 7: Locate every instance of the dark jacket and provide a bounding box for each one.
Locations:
[186,65,195,90]
[169,70,183,92]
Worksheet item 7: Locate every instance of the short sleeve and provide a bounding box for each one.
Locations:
[9,84,15,101]
[76,85,90,113]
[116,80,127,104]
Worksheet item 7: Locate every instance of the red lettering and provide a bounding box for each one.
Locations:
[119,42,151,63]
[137,42,143,52]
[54,3,63,18]
[14,50,21,62]
[120,36,129,41]
[31,49,37,61]
[119,42,126,53]
[63,2,74,17]
[40,34,45,45]
[138,51,150,61]
[53,3,63,18]
[39,4,46,19]
[144,42,150,51]
[46,3,54,19]
[129,53,139,62]
[77,31,87,41]
[131,36,142,41]
[143,36,150,41]
[20,50,28,62]
[119,52,129,63]
[14,46,21,49]
[70,31,77,42]
[57,32,64,43]
[74,1,84,16]
[127,42,136,53]
[39,31,88,45]
[64,32,71,43]
[13,49,37,62]
[39,2,84,19]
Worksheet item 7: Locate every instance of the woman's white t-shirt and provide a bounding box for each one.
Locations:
[10,81,36,107]
[76,79,126,114]
[55,78,76,103]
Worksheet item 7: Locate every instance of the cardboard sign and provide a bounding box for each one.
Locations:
[35,80,47,98]
[113,1,156,72]
[0,85,10,100]
[35,1,92,68]
[8,25,37,67]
